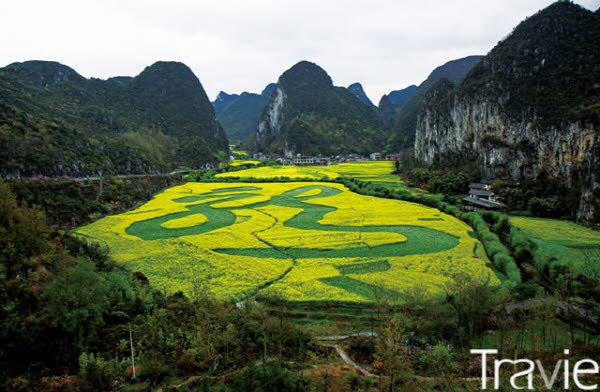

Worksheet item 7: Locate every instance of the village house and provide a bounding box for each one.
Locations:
[462,182,506,211]
[292,155,330,166]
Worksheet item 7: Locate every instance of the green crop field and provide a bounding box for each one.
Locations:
[510,216,600,278]
[76,182,498,303]
[218,161,403,184]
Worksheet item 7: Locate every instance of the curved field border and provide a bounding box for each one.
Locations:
[187,172,521,289]
[126,184,459,259]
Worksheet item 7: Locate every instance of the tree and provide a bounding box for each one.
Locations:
[444,274,500,348]
[373,317,413,391]
[0,181,49,279]
[42,259,110,361]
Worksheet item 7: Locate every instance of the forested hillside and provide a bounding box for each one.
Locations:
[377,85,416,130]
[213,84,276,143]
[389,56,482,149]
[255,61,385,156]
[0,61,229,178]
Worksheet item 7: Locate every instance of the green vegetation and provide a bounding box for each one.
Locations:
[1,3,599,389]
[9,175,182,227]
[337,177,521,289]
[459,1,600,126]
[255,61,386,156]
[3,166,600,390]
[0,61,228,177]
[511,216,600,286]
[409,2,600,224]
[0,180,315,391]
[215,84,276,143]
[378,85,417,130]
[389,56,482,149]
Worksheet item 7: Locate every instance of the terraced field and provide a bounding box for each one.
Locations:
[218,161,402,184]
[76,182,498,303]
[510,216,600,278]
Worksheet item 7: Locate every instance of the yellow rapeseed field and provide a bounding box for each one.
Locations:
[76,182,498,303]
[218,161,402,183]
[229,159,263,167]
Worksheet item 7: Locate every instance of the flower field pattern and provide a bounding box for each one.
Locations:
[76,182,498,303]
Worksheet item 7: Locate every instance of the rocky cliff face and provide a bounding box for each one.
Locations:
[416,91,597,219]
[256,85,287,153]
[415,2,600,221]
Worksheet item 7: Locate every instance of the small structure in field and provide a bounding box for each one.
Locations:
[462,182,506,211]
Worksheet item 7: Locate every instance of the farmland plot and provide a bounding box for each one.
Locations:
[217,161,402,184]
[77,182,498,303]
[510,216,600,279]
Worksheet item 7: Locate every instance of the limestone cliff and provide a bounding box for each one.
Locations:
[414,2,600,221]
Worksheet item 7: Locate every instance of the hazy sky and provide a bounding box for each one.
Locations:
[2,0,598,103]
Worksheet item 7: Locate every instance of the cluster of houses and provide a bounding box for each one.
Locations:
[250,152,399,166]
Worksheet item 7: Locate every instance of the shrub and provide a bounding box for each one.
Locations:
[79,352,126,390]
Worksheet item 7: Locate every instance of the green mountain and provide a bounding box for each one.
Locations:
[254,61,384,156]
[0,61,228,177]
[213,83,275,143]
[347,82,375,107]
[387,85,417,108]
[415,1,600,221]
[213,91,240,116]
[378,85,417,129]
[389,55,482,149]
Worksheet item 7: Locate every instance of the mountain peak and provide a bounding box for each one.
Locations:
[3,60,84,86]
[279,61,333,90]
[132,61,207,101]
[215,91,239,102]
[261,83,277,98]
[426,56,483,88]
[256,62,385,156]
[347,82,375,107]
[136,61,198,83]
